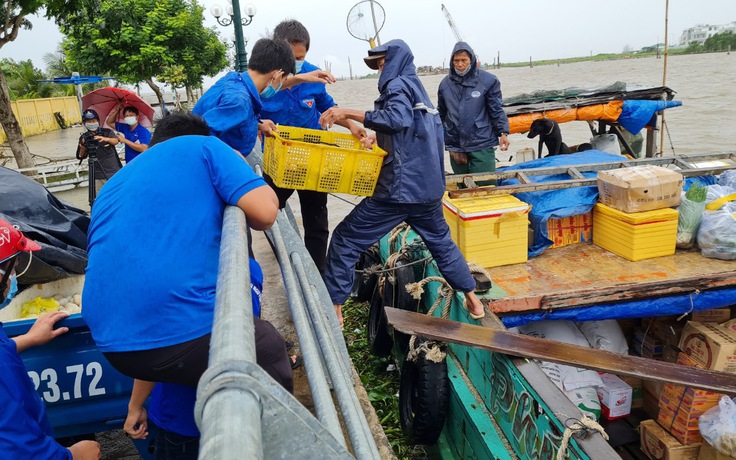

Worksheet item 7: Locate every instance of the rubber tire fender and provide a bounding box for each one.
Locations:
[351,244,381,302]
[398,348,450,445]
[367,276,393,357]
[387,255,421,354]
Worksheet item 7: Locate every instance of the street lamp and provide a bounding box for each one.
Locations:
[210,2,256,72]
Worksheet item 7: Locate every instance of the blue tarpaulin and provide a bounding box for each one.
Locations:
[499,151,625,257]
[501,287,736,328]
[618,99,682,134]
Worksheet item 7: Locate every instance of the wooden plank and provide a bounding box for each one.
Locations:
[515,171,531,184]
[484,244,736,306]
[567,167,585,179]
[489,270,736,313]
[384,308,736,394]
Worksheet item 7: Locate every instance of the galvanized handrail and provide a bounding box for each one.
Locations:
[195,151,381,458]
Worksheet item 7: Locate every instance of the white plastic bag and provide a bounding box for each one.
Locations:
[698,209,736,260]
[676,186,707,249]
[719,170,736,190]
[576,320,629,354]
[699,395,736,457]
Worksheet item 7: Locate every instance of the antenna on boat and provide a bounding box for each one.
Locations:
[659,0,670,156]
[346,0,385,49]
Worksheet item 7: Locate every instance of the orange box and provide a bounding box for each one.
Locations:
[547,212,593,248]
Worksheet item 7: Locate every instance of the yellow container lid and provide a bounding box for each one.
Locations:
[443,192,530,220]
[594,202,678,224]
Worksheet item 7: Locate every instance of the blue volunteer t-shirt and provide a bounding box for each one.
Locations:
[148,259,263,437]
[0,326,72,459]
[82,135,266,352]
[115,122,152,163]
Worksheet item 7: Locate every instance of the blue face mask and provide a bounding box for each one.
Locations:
[0,274,18,309]
[295,60,305,74]
[260,76,283,99]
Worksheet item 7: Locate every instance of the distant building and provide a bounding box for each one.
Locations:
[680,22,736,45]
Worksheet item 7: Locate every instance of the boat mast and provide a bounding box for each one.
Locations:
[660,0,670,156]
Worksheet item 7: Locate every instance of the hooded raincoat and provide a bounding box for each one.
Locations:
[363,40,446,204]
[324,40,475,305]
[437,42,509,153]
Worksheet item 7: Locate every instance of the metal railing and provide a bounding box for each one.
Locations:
[194,152,381,459]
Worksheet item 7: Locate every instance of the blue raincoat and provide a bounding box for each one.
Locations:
[363,40,447,204]
[324,40,475,305]
[260,60,335,130]
[437,42,509,153]
[192,72,262,155]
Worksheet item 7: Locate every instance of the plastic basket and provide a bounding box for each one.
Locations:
[263,126,387,196]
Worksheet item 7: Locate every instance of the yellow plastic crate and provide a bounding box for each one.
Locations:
[593,203,678,261]
[263,126,387,196]
[442,193,530,268]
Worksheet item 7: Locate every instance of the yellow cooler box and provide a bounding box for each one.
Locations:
[442,193,530,268]
[593,203,678,261]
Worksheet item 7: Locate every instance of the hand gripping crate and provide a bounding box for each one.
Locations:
[263,126,388,196]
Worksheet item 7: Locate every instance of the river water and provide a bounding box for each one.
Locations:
[325,52,736,157]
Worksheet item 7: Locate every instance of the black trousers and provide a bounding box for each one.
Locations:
[104,317,293,393]
[265,174,329,273]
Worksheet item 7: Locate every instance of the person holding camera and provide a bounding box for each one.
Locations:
[76,109,121,195]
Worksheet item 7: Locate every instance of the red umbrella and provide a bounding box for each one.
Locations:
[81,86,155,128]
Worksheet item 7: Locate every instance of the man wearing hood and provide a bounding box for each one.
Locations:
[438,42,510,177]
[319,39,486,324]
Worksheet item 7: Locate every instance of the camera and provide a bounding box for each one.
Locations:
[81,131,100,156]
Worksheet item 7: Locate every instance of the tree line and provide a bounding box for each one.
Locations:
[1,0,229,170]
[685,31,736,53]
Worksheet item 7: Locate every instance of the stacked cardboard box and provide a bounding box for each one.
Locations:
[632,329,663,359]
[640,419,701,460]
[691,308,732,324]
[657,353,723,445]
[597,373,632,420]
[597,165,683,213]
[679,321,736,374]
[547,212,593,248]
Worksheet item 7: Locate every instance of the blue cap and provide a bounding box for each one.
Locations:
[82,109,99,121]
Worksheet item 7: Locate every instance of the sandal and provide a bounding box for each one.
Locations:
[290,354,303,370]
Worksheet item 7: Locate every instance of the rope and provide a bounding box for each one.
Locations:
[405,276,455,364]
[676,289,700,321]
[556,416,609,460]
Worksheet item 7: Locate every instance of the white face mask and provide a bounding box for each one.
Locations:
[85,122,99,131]
[123,116,137,126]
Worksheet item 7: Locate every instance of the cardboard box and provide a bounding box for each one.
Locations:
[698,442,735,460]
[632,329,664,359]
[657,353,723,446]
[597,373,632,420]
[621,375,644,409]
[721,318,736,335]
[640,419,701,460]
[663,345,682,364]
[652,318,687,348]
[644,388,661,420]
[679,322,736,373]
[547,212,593,248]
[691,308,733,324]
[597,165,683,213]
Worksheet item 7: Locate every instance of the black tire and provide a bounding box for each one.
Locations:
[389,255,420,354]
[351,245,381,302]
[367,278,393,357]
[398,350,450,445]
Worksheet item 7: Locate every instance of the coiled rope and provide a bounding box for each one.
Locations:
[556,416,609,460]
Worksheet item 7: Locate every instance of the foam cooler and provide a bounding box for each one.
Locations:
[442,193,530,268]
[593,203,678,261]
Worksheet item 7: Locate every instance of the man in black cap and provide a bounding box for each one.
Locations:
[76,109,122,196]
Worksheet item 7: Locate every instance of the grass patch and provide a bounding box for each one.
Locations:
[342,298,426,459]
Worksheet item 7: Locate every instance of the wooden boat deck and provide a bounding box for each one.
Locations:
[484,243,736,313]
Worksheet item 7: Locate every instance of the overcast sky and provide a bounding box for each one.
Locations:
[4,0,736,87]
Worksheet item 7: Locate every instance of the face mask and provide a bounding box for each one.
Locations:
[295,60,305,74]
[0,274,17,309]
[455,66,470,77]
[260,78,283,99]
[85,122,99,131]
[123,116,137,126]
